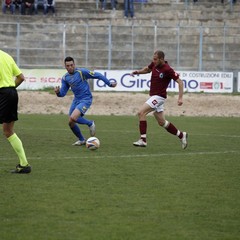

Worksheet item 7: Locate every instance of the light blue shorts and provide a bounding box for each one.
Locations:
[69,99,92,116]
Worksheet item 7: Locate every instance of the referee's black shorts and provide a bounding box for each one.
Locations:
[0,87,18,124]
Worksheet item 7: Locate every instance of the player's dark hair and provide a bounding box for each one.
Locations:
[64,56,74,63]
[154,50,165,60]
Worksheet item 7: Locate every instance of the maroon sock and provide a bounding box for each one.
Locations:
[166,123,178,135]
[166,122,183,139]
[139,121,147,142]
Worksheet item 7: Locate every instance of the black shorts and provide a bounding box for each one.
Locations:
[0,87,18,124]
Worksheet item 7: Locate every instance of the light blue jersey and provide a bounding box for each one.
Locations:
[58,68,111,100]
[57,68,112,116]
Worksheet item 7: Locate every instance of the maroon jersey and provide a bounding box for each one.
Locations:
[148,61,179,98]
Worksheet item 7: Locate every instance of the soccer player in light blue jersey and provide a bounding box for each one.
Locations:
[54,56,117,146]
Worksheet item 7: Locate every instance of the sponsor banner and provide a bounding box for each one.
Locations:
[17,69,65,90]
[238,72,240,92]
[17,69,233,93]
[179,71,233,93]
[94,70,233,93]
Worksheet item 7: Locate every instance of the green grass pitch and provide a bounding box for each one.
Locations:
[0,114,240,240]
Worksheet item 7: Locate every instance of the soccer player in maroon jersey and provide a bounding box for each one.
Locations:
[131,50,188,149]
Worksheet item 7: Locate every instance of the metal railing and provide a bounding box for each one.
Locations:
[0,22,239,72]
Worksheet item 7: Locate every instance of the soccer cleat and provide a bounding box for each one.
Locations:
[89,121,96,136]
[133,139,147,147]
[181,132,188,149]
[72,140,86,146]
[11,164,31,174]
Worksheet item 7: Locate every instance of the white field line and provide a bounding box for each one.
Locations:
[0,150,239,162]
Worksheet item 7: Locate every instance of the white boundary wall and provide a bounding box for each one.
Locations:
[18,69,235,93]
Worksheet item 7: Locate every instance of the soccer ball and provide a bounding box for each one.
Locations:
[86,137,100,150]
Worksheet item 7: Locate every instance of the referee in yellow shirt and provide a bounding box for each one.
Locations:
[0,50,31,173]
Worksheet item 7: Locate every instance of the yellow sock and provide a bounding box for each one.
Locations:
[8,133,29,166]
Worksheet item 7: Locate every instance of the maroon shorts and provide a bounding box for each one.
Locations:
[0,87,18,124]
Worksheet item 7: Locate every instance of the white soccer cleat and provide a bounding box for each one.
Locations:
[133,139,147,147]
[89,121,96,136]
[181,132,188,149]
[72,140,86,146]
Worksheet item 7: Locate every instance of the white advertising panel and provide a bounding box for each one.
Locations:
[17,69,234,93]
[17,69,65,90]
[94,70,233,93]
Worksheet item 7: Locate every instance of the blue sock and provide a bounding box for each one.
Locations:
[71,124,85,141]
[76,117,92,127]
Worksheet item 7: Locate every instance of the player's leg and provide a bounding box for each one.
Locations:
[154,111,188,149]
[75,101,95,136]
[133,102,153,147]
[76,116,95,137]
[4,122,30,172]
[133,95,165,147]
[69,108,86,145]
[0,88,31,173]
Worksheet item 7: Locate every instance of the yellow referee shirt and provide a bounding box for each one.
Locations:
[0,50,22,88]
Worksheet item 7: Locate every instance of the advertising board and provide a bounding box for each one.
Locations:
[94,70,233,93]
[17,69,234,93]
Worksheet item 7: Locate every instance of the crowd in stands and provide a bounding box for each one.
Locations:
[2,0,55,15]
[221,0,237,3]
[2,0,239,17]
[99,0,117,11]
[124,0,135,19]
[2,0,136,19]
[99,0,135,19]
[193,0,237,3]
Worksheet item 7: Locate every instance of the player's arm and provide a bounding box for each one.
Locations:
[12,60,24,88]
[176,78,184,106]
[54,78,69,97]
[15,73,25,88]
[84,69,117,88]
[131,66,151,75]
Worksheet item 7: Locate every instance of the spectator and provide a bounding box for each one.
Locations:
[2,0,15,14]
[220,0,236,3]
[35,0,47,15]
[124,0,135,19]
[99,0,117,11]
[21,0,34,15]
[46,0,55,15]
[14,0,22,14]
